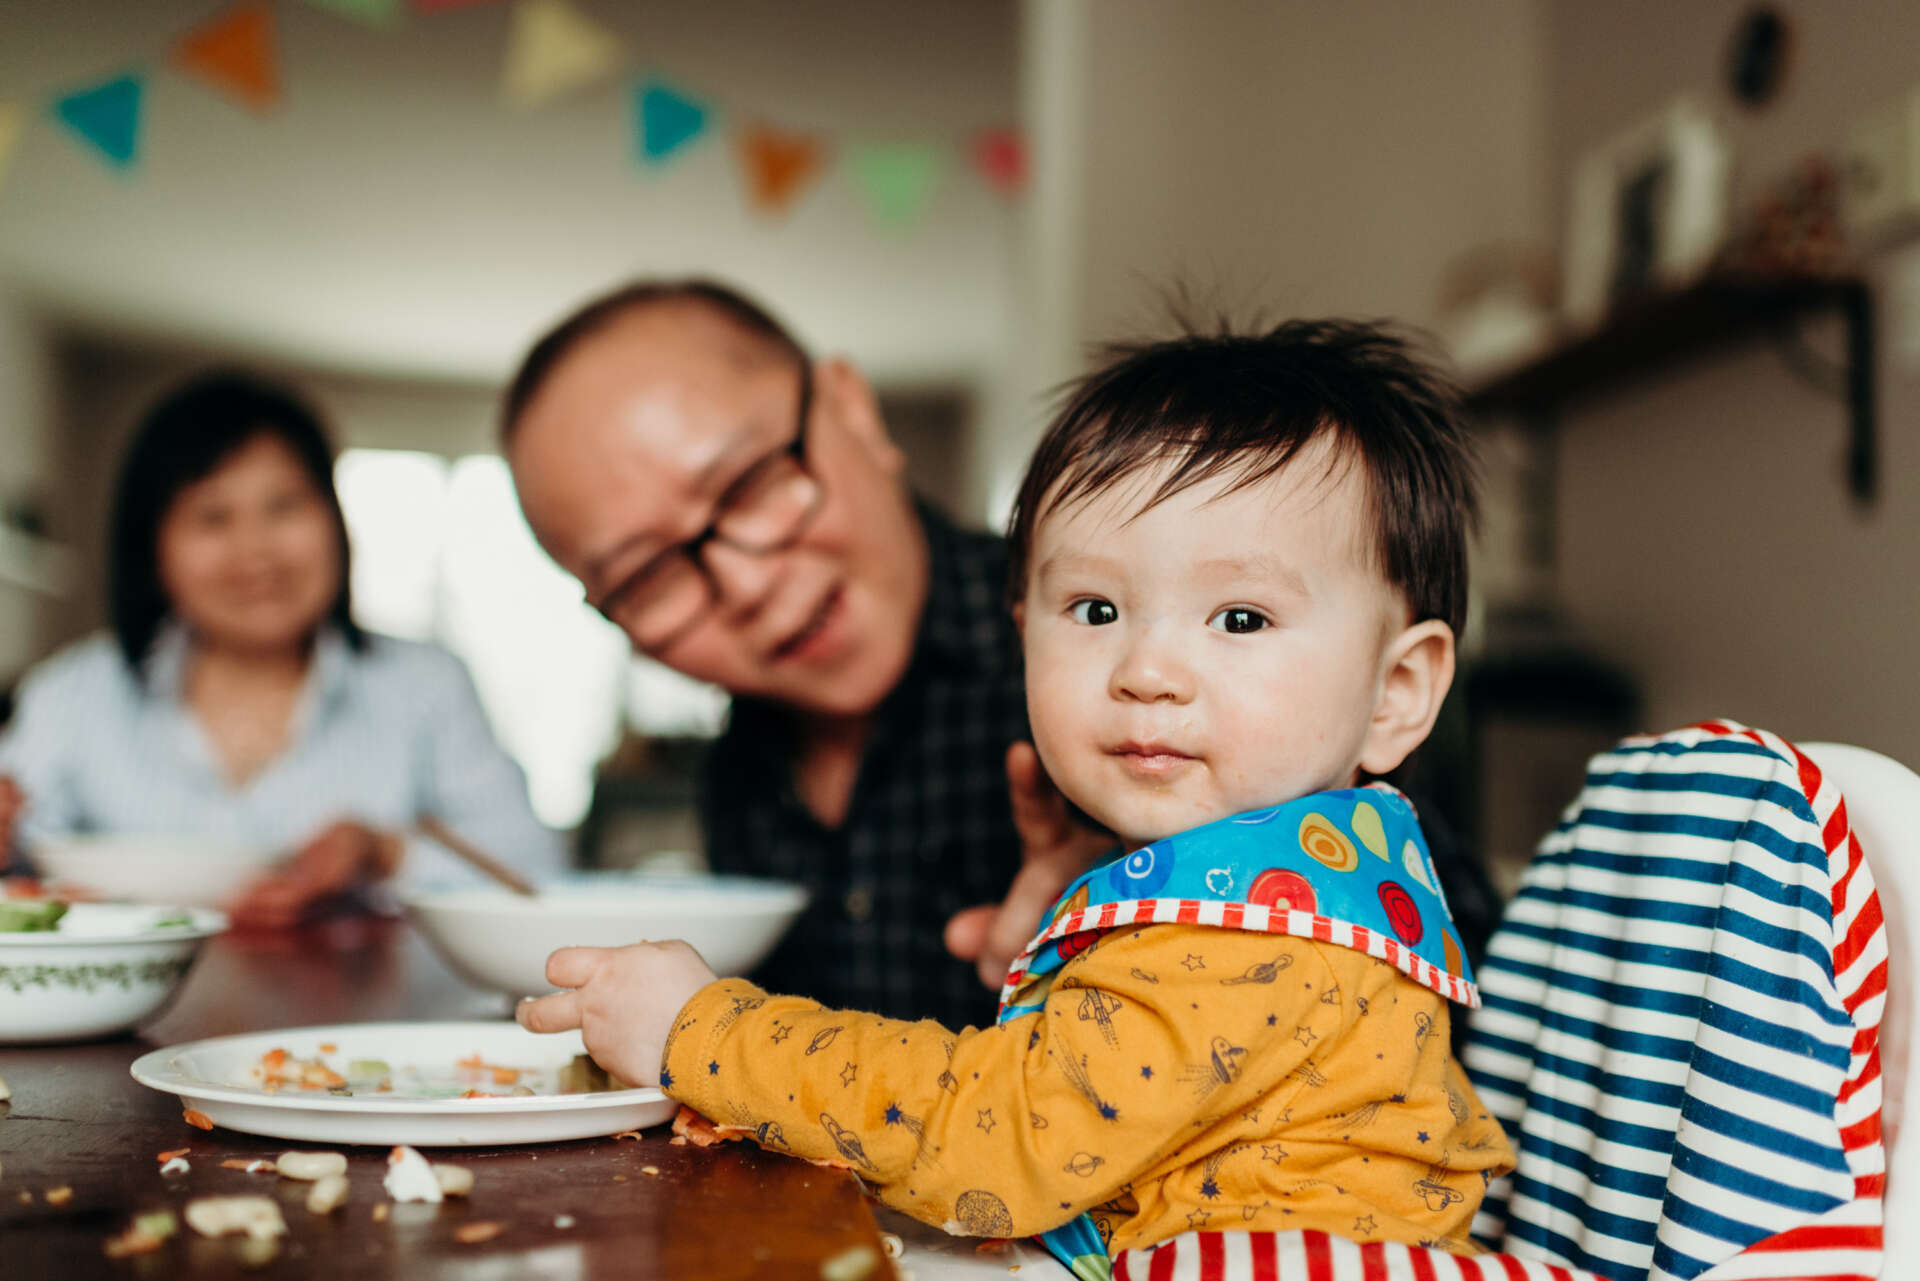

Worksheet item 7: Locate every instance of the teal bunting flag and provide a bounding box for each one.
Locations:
[52,73,143,170]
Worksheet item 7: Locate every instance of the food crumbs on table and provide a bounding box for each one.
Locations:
[454,1221,504,1244]
[880,1232,904,1259]
[384,1145,443,1204]
[45,1186,72,1205]
[156,1148,190,1163]
[306,1174,349,1216]
[553,1214,576,1229]
[431,1164,474,1197]
[184,1195,287,1241]
[182,1108,214,1131]
[372,1203,390,1223]
[0,1074,10,1101]
[276,1151,347,1181]
[612,1174,627,1182]
[612,1130,643,1140]
[160,1157,191,1176]
[17,1190,30,1204]
[819,1243,879,1281]
[220,1158,274,1174]
[640,1165,660,1176]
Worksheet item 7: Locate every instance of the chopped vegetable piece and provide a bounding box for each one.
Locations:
[0,900,66,932]
[45,1186,72,1205]
[275,1151,346,1181]
[147,912,192,930]
[156,1148,190,1163]
[432,1165,473,1197]
[160,1157,190,1176]
[184,1195,287,1241]
[454,1221,504,1244]
[183,1108,214,1131]
[383,1145,442,1204]
[306,1174,349,1215]
[133,1210,178,1240]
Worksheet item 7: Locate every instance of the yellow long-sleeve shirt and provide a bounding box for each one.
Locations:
[662,923,1511,1256]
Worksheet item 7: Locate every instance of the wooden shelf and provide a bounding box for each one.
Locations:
[1466,275,1877,504]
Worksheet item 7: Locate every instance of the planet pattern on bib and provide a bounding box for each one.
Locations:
[1005,784,1471,1021]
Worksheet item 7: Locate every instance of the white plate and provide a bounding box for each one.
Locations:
[131,1020,676,1146]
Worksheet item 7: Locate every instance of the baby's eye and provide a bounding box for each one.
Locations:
[1069,598,1118,626]
[1208,607,1268,634]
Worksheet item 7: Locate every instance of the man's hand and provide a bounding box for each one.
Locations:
[226,821,400,930]
[515,941,718,1090]
[944,742,1112,990]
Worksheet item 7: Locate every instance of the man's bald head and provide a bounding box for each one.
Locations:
[502,278,808,443]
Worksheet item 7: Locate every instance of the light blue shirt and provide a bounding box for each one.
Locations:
[0,624,563,890]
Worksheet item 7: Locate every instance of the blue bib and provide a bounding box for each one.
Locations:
[993,784,1474,1278]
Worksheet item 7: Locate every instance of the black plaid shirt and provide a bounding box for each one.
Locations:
[700,503,1028,1030]
[698,504,1504,1032]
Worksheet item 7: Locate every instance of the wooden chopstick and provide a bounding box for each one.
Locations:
[417,817,540,897]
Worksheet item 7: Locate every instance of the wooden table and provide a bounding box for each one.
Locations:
[0,917,892,1280]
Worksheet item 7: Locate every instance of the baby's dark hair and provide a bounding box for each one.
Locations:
[1005,318,1478,635]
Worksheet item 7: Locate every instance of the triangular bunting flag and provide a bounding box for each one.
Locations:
[501,0,625,108]
[173,1,279,114]
[635,80,707,166]
[971,127,1027,197]
[738,124,825,217]
[850,142,943,229]
[304,0,402,28]
[0,103,25,194]
[52,73,143,171]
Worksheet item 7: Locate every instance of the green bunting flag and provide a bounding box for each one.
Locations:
[849,142,943,229]
[52,73,143,170]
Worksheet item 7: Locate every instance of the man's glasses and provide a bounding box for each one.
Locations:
[593,364,825,653]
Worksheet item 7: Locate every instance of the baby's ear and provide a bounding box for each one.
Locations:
[1011,599,1026,636]
[1358,619,1455,776]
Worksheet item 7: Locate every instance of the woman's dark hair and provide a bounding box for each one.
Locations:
[1006,318,1479,636]
[109,369,363,672]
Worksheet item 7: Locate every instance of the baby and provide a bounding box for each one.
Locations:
[518,319,1513,1274]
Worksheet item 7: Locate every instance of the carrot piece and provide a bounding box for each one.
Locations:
[490,1067,520,1086]
[262,1049,287,1070]
[183,1109,214,1131]
[317,1043,337,1054]
[156,1148,191,1162]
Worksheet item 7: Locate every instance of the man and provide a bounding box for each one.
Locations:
[504,280,1092,1028]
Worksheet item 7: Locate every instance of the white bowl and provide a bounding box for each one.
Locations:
[403,875,808,997]
[27,834,273,908]
[0,902,227,1043]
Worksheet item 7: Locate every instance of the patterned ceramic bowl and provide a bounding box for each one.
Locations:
[0,902,227,1044]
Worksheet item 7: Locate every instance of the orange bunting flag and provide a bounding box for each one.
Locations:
[738,124,825,217]
[971,128,1026,196]
[173,1,279,113]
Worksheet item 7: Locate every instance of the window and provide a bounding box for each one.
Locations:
[335,449,728,830]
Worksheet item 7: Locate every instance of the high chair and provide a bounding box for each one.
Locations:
[1464,722,1890,1281]
[1802,742,1920,1261]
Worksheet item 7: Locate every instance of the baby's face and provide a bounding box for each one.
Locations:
[1019,440,1408,850]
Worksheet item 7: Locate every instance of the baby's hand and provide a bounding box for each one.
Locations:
[515,941,717,1090]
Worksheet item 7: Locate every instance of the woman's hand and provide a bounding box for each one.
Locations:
[0,776,22,867]
[944,742,1113,989]
[226,820,402,930]
[515,942,718,1090]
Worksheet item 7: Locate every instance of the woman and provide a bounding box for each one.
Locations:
[0,370,558,926]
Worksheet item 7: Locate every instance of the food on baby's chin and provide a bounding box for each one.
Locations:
[0,900,67,932]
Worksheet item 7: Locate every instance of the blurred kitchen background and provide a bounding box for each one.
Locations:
[2,0,1917,893]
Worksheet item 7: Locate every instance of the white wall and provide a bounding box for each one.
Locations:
[0,0,1019,506]
[998,0,1551,515]
[1547,0,1920,764]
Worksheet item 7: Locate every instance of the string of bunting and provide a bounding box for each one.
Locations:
[0,0,1027,225]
